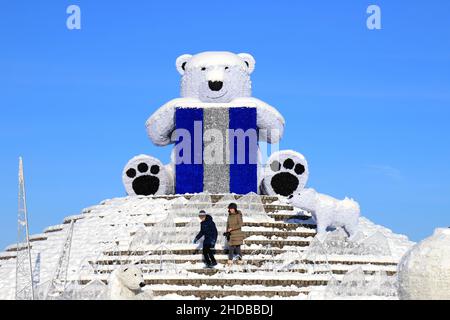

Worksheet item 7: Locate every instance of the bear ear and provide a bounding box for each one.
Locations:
[176,54,192,75]
[238,53,255,74]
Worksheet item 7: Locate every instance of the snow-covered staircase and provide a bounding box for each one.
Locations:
[0,194,413,300]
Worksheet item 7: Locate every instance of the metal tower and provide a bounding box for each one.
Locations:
[32,252,41,287]
[46,220,75,299]
[15,157,35,300]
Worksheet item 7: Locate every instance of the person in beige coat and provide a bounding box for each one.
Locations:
[225,203,245,265]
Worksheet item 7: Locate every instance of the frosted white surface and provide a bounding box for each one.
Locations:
[0,195,414,300]
[397,228,450,300]
[324,268,397,299]
[289,188,360,237]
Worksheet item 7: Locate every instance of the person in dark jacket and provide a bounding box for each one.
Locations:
[193,210,218,268]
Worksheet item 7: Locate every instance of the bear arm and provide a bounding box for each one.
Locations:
[230,97,285,144]
[257,100,285,144]
[145,98,201,146]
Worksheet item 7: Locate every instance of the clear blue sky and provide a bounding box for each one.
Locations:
[1,0,449,249]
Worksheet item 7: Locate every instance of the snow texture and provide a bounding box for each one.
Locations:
[397,228,450,300]
[0,195,414,300]
[288,188,360,237]
[324,267,397,299]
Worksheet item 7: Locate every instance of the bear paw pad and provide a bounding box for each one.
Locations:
[123,155,171,196]
[263,150,309,197]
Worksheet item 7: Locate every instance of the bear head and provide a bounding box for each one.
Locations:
[288,188,318,212]
[176,51,255,103]
[116,266,145,291]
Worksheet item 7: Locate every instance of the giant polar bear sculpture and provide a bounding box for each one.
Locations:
[397,228,450,300]
[123,51,308,196]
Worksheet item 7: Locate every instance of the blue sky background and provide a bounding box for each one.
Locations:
[0,0,449,249]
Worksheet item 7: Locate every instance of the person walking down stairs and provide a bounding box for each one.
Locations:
[193,210,218,268]
[225,203,245,266]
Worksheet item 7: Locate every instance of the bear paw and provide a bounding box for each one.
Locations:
[262,150,309,197]
[122,155,172,196]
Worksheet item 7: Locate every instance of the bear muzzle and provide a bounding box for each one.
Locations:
[208,81,223,91]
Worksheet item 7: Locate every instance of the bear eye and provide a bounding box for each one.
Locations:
[201,67,206,71]
[225,66,229,70]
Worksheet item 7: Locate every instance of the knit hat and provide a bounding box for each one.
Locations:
[198,210,207,216]
[228,203,237,210]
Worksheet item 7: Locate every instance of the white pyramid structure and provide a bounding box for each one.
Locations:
[0,194,414,300]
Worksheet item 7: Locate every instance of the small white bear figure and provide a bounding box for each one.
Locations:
[145,51,285,146]
[288,188,360,238]
[108,265,153,300]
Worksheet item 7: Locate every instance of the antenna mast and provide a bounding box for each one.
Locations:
[45,220,75,299]
[15,157,35,300]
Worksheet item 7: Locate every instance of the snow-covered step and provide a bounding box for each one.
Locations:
[78,274,330,288]
[0,252,17,261]
[268,212,314,221]
[324,255,398,265]
[243,221,316,230]
[129,204,294,217]
[264,204,294,213]
[243,238,312,248]
[243,229,316,238]
[89,262,397,277]
[187,267,396,277]
[43,224,65,234]
[153,288,309,299]
[129,229,316,239]
[147,277,329,288]
[92,255,289,265]
[90,255,312,267]
[150,194,280,204]
[101,247,290,257]
[90,256,397,275]
[92,252,398,267]
[29,233,48,242]
[5,243,33,252]
[142,220,317,230]
[63,214,86,224]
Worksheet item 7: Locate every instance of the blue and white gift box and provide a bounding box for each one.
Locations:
[173,106,259,194]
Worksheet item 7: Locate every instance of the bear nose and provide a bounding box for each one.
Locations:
[208,81,223,91]
[139,282,146,288]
